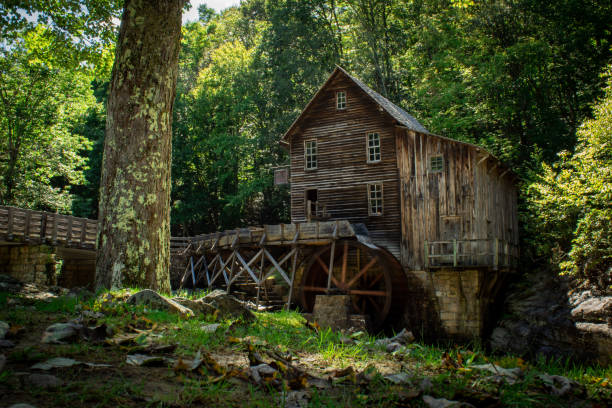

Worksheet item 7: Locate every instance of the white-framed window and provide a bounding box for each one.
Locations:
[367,132,381,163]
[304,140,317,170]
[367,183,383,216]
[430,155,444,173]
[336,91,346,110]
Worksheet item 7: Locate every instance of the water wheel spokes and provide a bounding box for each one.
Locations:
[300,240,393,325]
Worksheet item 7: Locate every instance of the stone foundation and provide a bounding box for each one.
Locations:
[409,268,505,340]
[0,245,59,286]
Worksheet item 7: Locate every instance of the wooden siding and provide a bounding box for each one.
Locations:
[396,130,519,270]
[288,73,402,258]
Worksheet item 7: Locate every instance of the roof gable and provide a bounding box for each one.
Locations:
[281,66,429,143]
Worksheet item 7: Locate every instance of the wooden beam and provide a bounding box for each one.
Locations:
[346,257,377,288]
[316,256,340,287]
[234,250,259,284]
[286,246,299,310]
[264,249,291,285]
[326,240,336,291]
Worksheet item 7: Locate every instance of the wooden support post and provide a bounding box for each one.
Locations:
[24,211,31,241]
[453,239,458,268]
[66,217,73,244]
[504,241,509,267]
[256,247,265,308]
[286,246,299,310]
[424,240,429,269]
[7,207,13,239]
[40,213,47,242]
[190,256,196,286]
[79,219,87,245]
[264,249,291,284]
[326,239,336,291]
[234,250,259,284]
[51,215,58,244]
[494,238,499,270]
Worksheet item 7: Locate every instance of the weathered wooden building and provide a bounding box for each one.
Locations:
[281,66,519,338]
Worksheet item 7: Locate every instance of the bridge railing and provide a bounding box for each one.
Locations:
[0,205,98,249]
[424,238,518,270]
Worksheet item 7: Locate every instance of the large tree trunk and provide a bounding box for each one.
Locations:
[95,0,183,291]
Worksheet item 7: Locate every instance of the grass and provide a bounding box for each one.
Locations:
[1,288,610,407]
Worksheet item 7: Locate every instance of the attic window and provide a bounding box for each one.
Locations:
[430,155,444,173]
[305,140,317,170]
[367,132,381,163]
[368,183,383,216]
[336,91,346,109]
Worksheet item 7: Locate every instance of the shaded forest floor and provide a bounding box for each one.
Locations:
[0,284,610,408]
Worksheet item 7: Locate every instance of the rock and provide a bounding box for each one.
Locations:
[201,323,221,333]
[41,322,82,344]
[9,404,38,408]
[571,297,612,323]
[538,373,585,397]
[0,354,5,371]
[386,342,403,353]
[422,395,475,408]
[384,372,411,385]
[0,340,15,348]
[419,377,433,393]
[285,390,310,408]
[575,323,612,366]
[376,328,415,348]
[27,373,63,389]
[199,290,254,321]
[126,354,167,367]
[471,364,522,384]
[126,290,194,317]
[339,335,354,345]
[0,321,9,339]
[250,363,277,383]
[172,297,217,315]
[31,357,110,370]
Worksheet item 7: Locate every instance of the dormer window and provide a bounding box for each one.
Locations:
[367,132,381,163]
[336,91,346,109]
[305,140,317,170]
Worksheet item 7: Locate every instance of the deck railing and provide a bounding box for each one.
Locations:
[0,205,98,249]
[424,238,518,270]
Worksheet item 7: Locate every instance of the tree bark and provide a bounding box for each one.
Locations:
[95,0,183,292]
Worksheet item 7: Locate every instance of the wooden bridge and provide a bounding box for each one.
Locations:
[1,204,517,331]
[0,205,98,249]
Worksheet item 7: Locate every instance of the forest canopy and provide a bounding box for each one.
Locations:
[0,0,611,284]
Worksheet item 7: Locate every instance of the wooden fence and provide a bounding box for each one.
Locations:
[424,238,518,270]
[0,205,98,249]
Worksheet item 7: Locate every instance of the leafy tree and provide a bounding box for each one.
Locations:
[0,27,97,212]
[525,66,612,291]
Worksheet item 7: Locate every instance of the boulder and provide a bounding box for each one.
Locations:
[571,297,612,323]
[199,290,254,321]
[575,323,612,366]
[126,289,194,317]
[423,395,474,408]
[41,322,82,344]
[171,297,217,316]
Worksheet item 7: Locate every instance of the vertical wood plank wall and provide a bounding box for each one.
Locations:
[396,130,519,270]
[288,73,402,258]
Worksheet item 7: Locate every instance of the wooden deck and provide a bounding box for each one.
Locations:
[0,205,98,250]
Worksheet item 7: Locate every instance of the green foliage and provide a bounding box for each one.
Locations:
[525,66,612,289]
[0,27,102,212]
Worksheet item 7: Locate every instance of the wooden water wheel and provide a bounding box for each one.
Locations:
[299,240,407,330]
